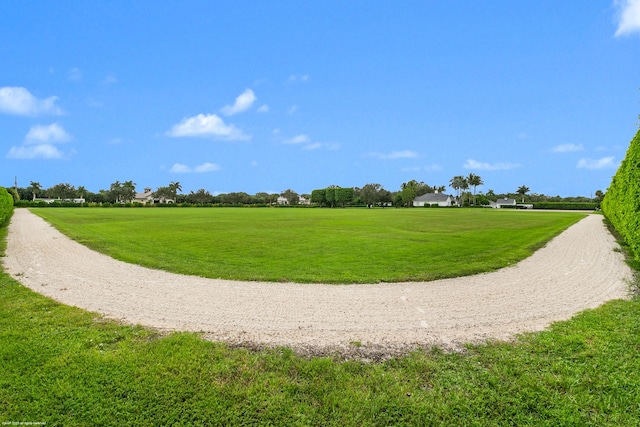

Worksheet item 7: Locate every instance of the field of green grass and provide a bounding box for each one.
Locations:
[32,207,585,283]
[3,208,640,425]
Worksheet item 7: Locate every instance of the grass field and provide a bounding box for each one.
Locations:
[31,207,585,283]
[3,208,640,425]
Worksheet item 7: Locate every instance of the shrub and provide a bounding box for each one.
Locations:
[0,187,14,226]
[533,202,598,210]
[602,129,640,260]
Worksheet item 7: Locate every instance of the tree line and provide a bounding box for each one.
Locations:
[5,174,603,207]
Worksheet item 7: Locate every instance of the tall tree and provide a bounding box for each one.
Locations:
[516,185,530,203]
[449,176,466,206]
[29,181,42,201]
[168,181,182,200]
[466,173,483,205]
[49,183,76,200]
[121,181,136,203]
[360,183,382,208]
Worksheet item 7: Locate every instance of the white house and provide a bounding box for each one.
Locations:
[489,198,517,208]
[413,193,455,207]
[134,187,155,204]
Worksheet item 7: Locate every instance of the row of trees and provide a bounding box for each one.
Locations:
[8,176,602,208]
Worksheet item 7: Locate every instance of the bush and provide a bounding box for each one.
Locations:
[0,187,14,226]
[533,202,598,210]
[602,129,640,260]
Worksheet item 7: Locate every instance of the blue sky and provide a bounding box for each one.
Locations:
[1,1,639,197]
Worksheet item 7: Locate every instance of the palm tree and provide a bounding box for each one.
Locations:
[449,176,466,207]
[168,181,182,200]
[29,181,42,201]
[466,173,483,206]
[516,185,530,203]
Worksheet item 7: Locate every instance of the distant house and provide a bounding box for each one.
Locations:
[489,198,517,209]
[276,196,289,205]
[133,187,174,205]
[413,193,455,207]
[134,188,155,205]
[34,198,85,204]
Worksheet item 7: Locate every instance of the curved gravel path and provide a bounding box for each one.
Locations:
[3,209,634,356]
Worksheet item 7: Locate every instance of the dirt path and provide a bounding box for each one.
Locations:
[2,209,633,357]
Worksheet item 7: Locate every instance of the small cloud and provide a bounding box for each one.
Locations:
[552,143,584,153]
[250,160,258,167]
[194,162,220,172]
[166,113,250,140]
[0,86,63,116]
[69,67,82,82]
[615,0,640,36]
[101,72,118,85]
[25,123,71,144]
[464,159,521,170]
[108,138,123,144]
[401,164,443,173]
[283,134,310,144]
[257,104,269,113]
[577,157,616,170]
[288,74,310,83]
[170,162,221,173]
[7,144,65,159]
[170,163,191,173]
[368,150,418,160]
[302,142,323,150]
[517,132,529,139]
[286,105,298,115]
[221,89,256,116]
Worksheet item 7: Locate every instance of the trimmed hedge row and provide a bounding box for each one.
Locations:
[0,187,14,226]
[532,202,598,210]
[602,129,640,260]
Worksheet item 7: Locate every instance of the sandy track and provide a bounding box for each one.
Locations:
[2,209,634,356]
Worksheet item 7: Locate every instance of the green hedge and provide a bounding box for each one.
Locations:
[602,129,640,260]
[0,187,14,226]
[532,202,598,210]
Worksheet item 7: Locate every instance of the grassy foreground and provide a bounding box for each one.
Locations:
[1,264,639,425]
[32,207,585,283]
[2,208,639,424]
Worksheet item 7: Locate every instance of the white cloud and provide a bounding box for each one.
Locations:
[615,0,640,36]
[257,104,269,113]
[170,162,221,173]
[552,143,583,153]
[302,142,323,150]
[0,86,63,116]
[69,67,82,82]
[170,163,192,173]
[283,134,310,144]
[6,123,72,160]
[464,159,521,170]
[577,157,616,169]
[7,144,64,159]
[288,74,310,83]
[166,113,249,140]
[286,105,298,115]
[194,162,220,172]
[101,72,118,85]
[25,123,71,144]
[220,89,256,116]
[368,150,418,160]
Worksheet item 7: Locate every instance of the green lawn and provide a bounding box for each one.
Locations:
[1,265,639,425]
[31,207,585,283]
[2,208,640,425]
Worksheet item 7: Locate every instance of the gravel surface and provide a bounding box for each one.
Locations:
[3,209,634,358]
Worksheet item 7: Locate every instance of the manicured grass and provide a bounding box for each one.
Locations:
[31,207,586,283]
[1,267,639,425]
